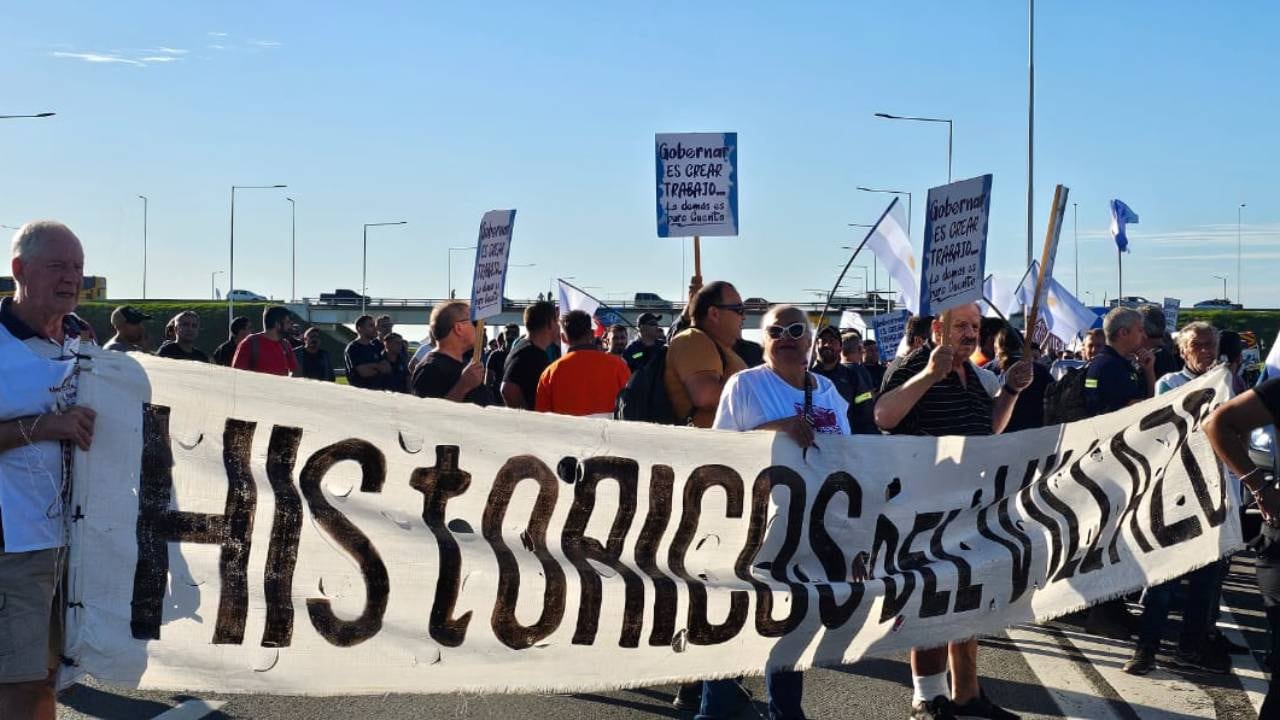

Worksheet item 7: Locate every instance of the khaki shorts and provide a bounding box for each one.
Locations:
[0,548,60,684]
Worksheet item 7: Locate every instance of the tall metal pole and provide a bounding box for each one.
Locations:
[1238,203,1246,305]
[1073,202,1079,297]
[287,197,296,302]
[229,186,236,327]
[138,195,148,299]
[362,224,368,316]
[946,120,953,183]
[1026,0,1035,269]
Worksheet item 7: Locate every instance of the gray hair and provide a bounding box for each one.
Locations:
[762,304,811,335]
[10,220,76,260]
[1102,306,1142,343]
[1176,321,1218,353]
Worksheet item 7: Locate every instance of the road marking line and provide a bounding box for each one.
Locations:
[150,699,228,720]
[1003,625,1122,720]
[1225,608,1268,715]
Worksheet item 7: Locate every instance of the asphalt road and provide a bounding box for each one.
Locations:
[58,558,1271,720]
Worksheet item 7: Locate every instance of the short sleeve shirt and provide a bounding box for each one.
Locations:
[535,349,631,416]
[1083,345,1146,416]
[664,329,748,428]
[411,351,492,406]
[623,340,659,373]
[344,340,384,389]
[503,343,551,410]
[1255,378,1280,424]
[232,333,299,376]
[881,346,994,437]
[156,342,210,362]
[714,367,851,436]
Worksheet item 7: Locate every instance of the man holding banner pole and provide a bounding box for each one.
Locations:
[876,303,1031,720]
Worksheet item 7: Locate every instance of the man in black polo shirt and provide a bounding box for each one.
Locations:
[624,312,664,372]
[345,314,391,390]
[156,311,210,362]
[412,301,491,405]
[1081,306,1156,640]
[1083,306,1154,417]
[811,325,878,434]
[875,303,1031,720]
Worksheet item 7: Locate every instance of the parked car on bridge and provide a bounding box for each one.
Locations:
[319,289,369,305]
[227,289,267,302]
[1194,298,1243,310]
[634,292,673,309]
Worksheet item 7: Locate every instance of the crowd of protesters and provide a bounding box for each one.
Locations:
[6,219,1280,720]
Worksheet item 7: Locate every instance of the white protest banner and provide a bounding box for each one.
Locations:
[869,310,910,361]
[1163,297,1181,334]
[65,351,1239,696]
[470,209,517,321]
[656,133,738,238]
[918,174,993,316]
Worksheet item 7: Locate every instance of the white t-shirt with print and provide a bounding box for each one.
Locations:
[713,365,851,436]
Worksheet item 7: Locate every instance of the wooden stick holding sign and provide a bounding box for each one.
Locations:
[1023,184,1069,356]
[693,235,702,282]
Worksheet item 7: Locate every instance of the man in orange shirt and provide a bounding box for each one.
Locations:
[535,310,630,416]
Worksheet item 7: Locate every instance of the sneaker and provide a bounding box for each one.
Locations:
[952,690,1020,720]
[1173,645,1231,674]
[671,682,701,711]
[911,695,956,720]
[1122,645,1157,675]
[1085,601,1136,641]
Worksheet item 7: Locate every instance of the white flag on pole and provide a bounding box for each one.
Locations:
[556,279,599,318]
[838,310,867,335]
[1015,261,1099,343]
[863,198,919,315]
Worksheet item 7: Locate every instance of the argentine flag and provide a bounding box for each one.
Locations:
[1110,199,1139,253]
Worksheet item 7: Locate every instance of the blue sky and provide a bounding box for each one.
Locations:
[4,1,1277,310]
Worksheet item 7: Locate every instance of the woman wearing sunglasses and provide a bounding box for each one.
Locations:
[695,305,849,720]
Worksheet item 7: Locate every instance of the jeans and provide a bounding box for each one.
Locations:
[696,671,805,720]
[1137,562,1219,649]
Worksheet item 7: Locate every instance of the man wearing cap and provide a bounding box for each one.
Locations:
[812,325,879,435]
[624,312,665,372]
[102,305,151,352]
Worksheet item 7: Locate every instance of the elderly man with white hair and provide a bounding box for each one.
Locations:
[0,221,97,719]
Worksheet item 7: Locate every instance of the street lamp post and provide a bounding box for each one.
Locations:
[1214,274,1229,302]
[138,195,148,299]
[1238,203,1246,306]
[0,112,55,120]
[362,221,408,315]
[286,197,296,302]
[448,246,477,300]
[211,270,224,300]
[873,112,954,182]
[229,184,287,326]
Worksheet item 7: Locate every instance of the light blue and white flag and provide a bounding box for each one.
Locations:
[862,197,919,315]
[1014,261,1099,343]
[1110,199,1139,253]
